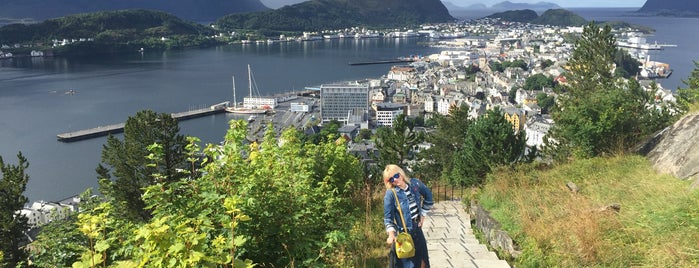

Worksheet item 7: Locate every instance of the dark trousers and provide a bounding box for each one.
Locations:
[388,225,430,268]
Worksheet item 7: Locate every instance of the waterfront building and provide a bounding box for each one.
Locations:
[320,84,369,125]
[243,97,277,109]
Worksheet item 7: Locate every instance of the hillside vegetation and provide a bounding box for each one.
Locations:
[477,155,699,266]
[486,8,587,26]
[0,0,269,22]
[216,0,454,32]
[0,10,219,54]
[486,9,539,23]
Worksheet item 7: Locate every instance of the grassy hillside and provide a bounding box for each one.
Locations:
[477,155,699,267]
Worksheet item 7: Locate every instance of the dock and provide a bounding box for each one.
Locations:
[57,105,227,142]
[348,59,414,65]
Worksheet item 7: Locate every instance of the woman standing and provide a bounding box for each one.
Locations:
[383,164,434,268]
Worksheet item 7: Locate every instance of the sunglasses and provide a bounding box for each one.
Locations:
[389,173,400,183]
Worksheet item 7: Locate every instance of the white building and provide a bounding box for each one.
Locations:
[375,103,405,127]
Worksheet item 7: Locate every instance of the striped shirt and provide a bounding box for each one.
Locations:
[402,187,419,221]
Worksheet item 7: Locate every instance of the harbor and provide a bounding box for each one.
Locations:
[56,104,228,142]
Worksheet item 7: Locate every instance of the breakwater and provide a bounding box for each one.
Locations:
[348,59,414,65]
[57,104,227,142]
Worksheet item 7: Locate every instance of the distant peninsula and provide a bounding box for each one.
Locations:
[0,0,269,23]
[491,1,560,10]
[215,0,454,32]
[487,9,586,27]
[445,1,560,19]
[638,0,699,17]
[484,8,655,33]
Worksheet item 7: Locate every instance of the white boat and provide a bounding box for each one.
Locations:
[225,65,267,115]
[247,115,257,122]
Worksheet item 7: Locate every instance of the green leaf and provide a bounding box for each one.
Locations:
[94,240,110,252]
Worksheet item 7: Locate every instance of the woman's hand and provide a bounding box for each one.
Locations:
[386,232,396,245]
[419,216,426,227]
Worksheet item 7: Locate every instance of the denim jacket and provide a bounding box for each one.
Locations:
[384,178,434,234]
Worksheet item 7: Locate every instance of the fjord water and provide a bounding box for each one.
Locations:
[0,38,443,203]
[2,9,698,203]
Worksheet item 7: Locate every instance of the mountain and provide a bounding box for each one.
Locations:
[0,9,218,54]
[638,0,699,16]
[486,9,539,23]
[491,1,560,10]
[443,1,559,19]
[485,8,586,27]
[466,3,489,10]
[216,0,454,32]
[531,9,587,26]
[0,0,270,23]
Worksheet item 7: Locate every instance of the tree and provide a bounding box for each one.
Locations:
[416,105,471,182]
[97,110,189,222]
[541,59,554,69]
[523,73,555,91]
[508,86,518,104]
[0,152,30,267]
[565,22,616,96]
[64,120,364,267]
[303,119,341,144]
[613,49,641,78]
[546,23,677,159]
[375,114,423,169]
[451,108,527,186]
[536,92,556,114]
[676,61,699,111]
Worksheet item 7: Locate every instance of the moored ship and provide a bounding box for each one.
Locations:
[225,64,273,115]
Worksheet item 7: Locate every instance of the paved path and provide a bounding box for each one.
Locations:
[423,200,511,268]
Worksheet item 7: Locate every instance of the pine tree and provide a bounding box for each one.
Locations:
[97,110,189,222]
[417,104,471,182]
[451,108,527,186]
[564,22,616,96]
[375,114,423,169]
[0,153,30,267]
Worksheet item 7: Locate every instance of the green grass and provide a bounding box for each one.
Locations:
[477,155,699,267]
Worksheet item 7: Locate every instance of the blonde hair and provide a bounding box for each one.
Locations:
[382,164,411,189]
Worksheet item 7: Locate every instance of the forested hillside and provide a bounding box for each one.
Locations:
[485,8,586,27]
[216,0,454,32]
[0,10,219,54]
[0,0,269,22]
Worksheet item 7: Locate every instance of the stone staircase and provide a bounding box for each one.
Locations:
[423,200,511,268]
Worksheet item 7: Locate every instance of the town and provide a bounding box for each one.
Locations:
[15,17,678,230]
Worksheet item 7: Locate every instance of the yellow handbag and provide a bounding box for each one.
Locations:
[392,189,416,259]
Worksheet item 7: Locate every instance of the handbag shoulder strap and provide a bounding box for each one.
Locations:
[391,188,409,232]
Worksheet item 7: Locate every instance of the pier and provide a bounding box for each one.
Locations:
[57,105,227,142]
[348,58,414,65]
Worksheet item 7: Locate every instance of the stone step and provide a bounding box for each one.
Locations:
[423,200,511,268]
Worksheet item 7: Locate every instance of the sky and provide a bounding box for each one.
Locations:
[259,0,646,9]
